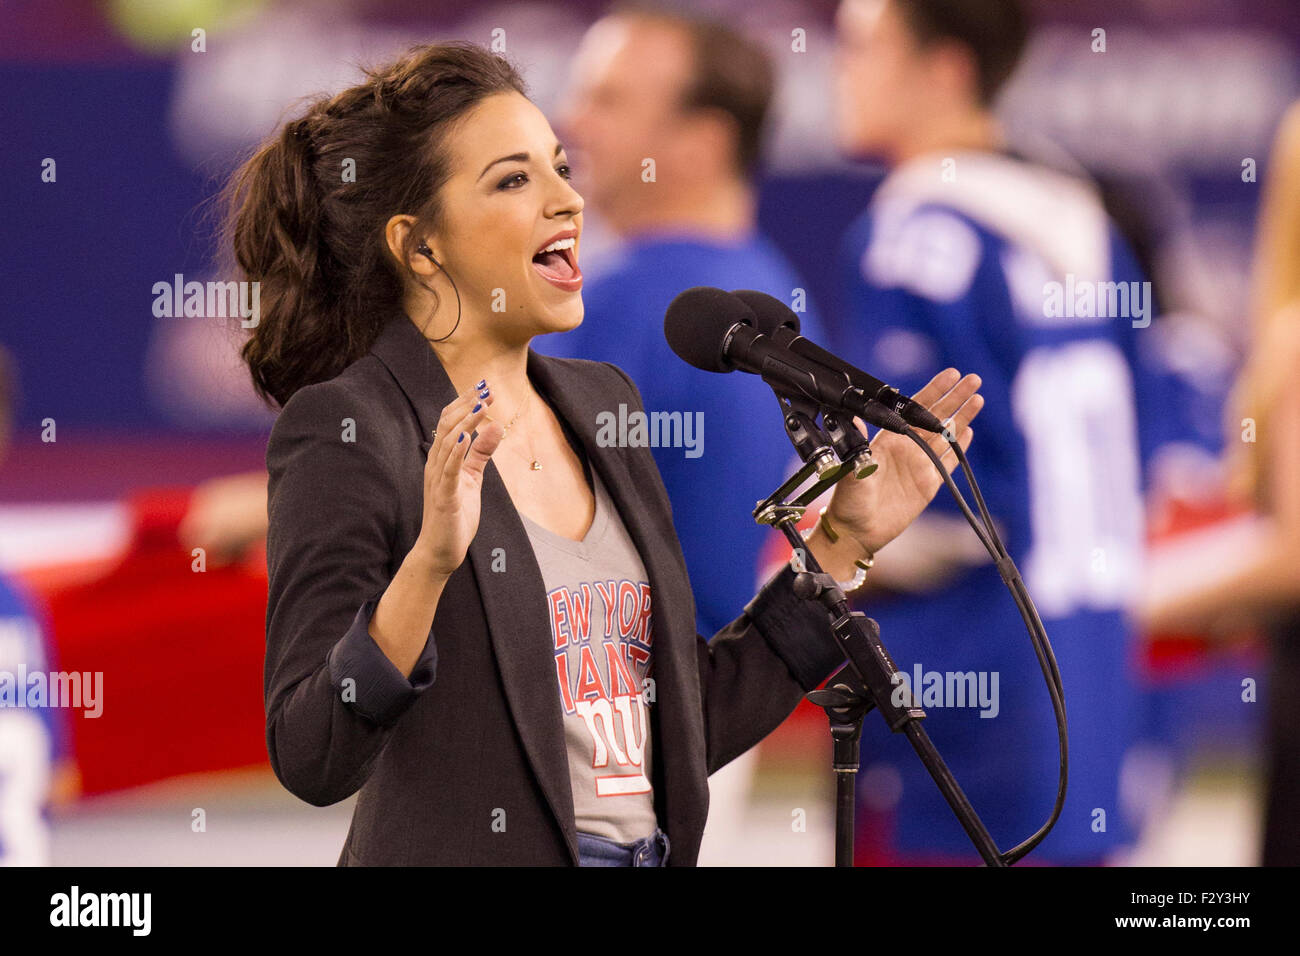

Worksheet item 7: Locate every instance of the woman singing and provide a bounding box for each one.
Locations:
[225,42,984,866]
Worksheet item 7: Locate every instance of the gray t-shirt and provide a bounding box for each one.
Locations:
[519,468,658,844]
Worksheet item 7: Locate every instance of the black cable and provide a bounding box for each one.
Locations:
[898,427,1069,865]
[428,262,462,343]
[954,441,1064,696]
[944,436,1065,865]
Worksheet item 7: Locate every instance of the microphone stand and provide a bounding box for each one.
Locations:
[754,397,1007,867]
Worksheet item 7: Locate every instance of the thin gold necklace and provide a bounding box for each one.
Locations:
[487,388,542,470]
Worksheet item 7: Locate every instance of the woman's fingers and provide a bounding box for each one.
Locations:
[936,423,975,472]
[916,370,981,453]
[429,390,476,475]
[939,389,984,438]
[435,396,495,498]
[430,380,492,478]
[927,372,982,421]
[462,418,505,476]
[927,392,982,458]
[911,367,962,408]
[899,370,983,457]
[436,380,484,428]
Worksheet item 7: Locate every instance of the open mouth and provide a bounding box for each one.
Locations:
[531,235,582,290]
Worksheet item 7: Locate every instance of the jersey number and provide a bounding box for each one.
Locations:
[1011,341,1144,618]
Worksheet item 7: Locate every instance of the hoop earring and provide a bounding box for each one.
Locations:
[417,242,462,343]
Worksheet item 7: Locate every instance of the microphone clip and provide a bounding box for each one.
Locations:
[753,389,877,528]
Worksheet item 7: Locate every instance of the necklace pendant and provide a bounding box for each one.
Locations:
[530,460,542,471]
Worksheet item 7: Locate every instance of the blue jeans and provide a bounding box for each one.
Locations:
[577,827,670,866]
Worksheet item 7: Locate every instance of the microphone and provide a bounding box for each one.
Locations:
[722,292,877,477]
[663,287,909,434]
[730,289,944,434]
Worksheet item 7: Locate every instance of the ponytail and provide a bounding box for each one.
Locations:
[220,42,527,408]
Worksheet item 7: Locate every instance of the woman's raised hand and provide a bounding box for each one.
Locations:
[826,368,985,556]
[415,380,505,576]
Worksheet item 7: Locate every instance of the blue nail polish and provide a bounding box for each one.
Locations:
[476,379,486,389]
[472,402,482,413]
[457,432,464,443]
[479,389,489,399]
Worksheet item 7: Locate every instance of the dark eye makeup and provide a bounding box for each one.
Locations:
[496,164,573,190]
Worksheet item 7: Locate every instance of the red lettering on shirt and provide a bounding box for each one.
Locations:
[574,645,607,702]
[547,589,570,651]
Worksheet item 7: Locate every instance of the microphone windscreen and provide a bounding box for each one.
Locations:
[663,286,756,373]
[731,289,800,336]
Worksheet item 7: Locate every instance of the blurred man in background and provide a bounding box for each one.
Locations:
[832,0,1167,864]
[537,4,828,639]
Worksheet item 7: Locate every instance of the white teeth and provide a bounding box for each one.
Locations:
[538,237,576,254]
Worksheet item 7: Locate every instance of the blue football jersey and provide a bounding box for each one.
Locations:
[837,152,1168,862]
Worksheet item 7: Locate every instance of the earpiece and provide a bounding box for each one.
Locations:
[413,239,462,344]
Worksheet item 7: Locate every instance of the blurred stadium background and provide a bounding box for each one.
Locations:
[2,0,1296,865]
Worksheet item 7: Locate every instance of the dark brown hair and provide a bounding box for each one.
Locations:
[222,42,527,408]
[894,0,1029,104]
[610,2,775,175]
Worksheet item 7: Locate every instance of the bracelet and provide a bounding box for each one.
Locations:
[817,506,875,568]
[799,507,874,592]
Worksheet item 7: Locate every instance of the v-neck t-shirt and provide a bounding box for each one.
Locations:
[518,467,658,844]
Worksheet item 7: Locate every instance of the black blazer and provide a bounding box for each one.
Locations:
[263,308,845,865]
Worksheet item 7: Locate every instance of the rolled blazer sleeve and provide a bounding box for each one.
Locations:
[264,379,437,806]
[601,363,846,775]
[694,564,847,774]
